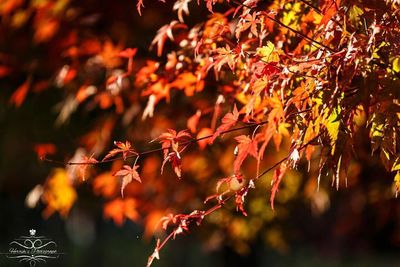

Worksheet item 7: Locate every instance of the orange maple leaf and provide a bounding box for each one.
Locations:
[151,21,187,56]
[270,162,287,210]
[103,140,137,161]
[211,105,239,142]
[187,110,202,133]
[104,198,139,225]
[114,164,141,197]
[233,135,258,174]
[154,129,192,178]
[197,127,214,150]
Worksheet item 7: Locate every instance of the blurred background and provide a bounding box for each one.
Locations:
[1,0,400,266]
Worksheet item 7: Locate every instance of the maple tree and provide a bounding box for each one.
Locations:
[2,0,400,266]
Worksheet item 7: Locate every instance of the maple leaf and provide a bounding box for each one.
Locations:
[93,172,118,197]
[270,162,287,210]
[325,107,341,155]
[158,213,177,230]
[155,129,191,178]
[42,169,77,218]
[79,155,99,181]
[104,198,139,225]
[214,45,237,71]
[118,48,137,58]
[114,164,141,197]
[211,105,239,142]
[119,48,137,73]
[197,127,214,150]
[142,94,157,120]
[161,151,182,178]
[253,62,280,78]
[395,172,400,198]
[187,110,202,133]
[10,79,30,107]
[170,72,205,96]
[137,0,144,16]
[33,143,56,160]
[205,0,217,12]
[256,41,280,63]
[233,135,258,174]
[236,11,259,38]
[151,21,187,57]
[154,129,192,156]
[103,141,137,161]
[173,0,191,22]
[235,186,249,216]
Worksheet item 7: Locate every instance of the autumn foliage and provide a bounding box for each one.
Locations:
[2,0,400,266]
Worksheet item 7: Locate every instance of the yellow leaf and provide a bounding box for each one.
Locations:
[349,5,363,25]
[394,172,400,197]
[393,57,400,73]
[42,168,77,218]
[392,157,400,172]
[256,41,280,63]
[278,123,291,137]
[326,107,341,155]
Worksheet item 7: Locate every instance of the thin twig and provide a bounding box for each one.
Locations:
[44,109,311,166]
[153,130,324,255]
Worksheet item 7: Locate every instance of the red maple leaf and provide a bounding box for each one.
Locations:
[211,105,239,142]
[103,141,137,161]
[235,186,249,216]
[154,129,192,156]
[161,151,182,178]
[253,62,280,78]
[154,129,192,178]
[233,135,258,174]
[270,162,287,210]
[114,164,141,197]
